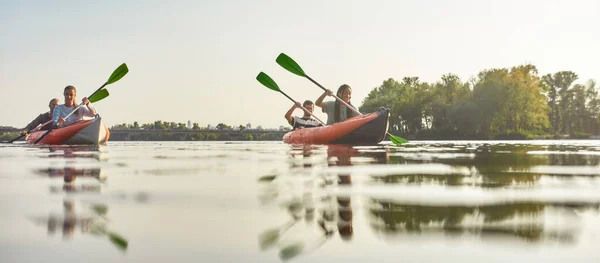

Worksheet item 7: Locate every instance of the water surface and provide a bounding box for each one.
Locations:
[1,140,599,262]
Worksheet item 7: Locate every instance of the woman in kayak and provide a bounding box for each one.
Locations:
[53,85,97,127]
[284,100,323,130]
[315,84,359,125]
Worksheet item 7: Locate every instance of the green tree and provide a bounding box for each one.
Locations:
[472,68,509,135]
[541,71,578,134]
[216,123,231,130]
[430,73,471,132]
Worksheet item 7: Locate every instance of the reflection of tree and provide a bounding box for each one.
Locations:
[368,199,590,242]
[546,145,600,166]
[470,146,546,187]
[29,200,128,251]
[371,174,464,186]
[381,144,553,187]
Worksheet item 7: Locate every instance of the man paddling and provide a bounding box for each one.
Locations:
[284,100,323,130]
[21,98,60,135]
[53,85,97,127]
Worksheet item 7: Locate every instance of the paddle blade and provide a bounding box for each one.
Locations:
[106,63,129,85]
[89,89,109,103]
[389,133,408,145]
[256,72,281,92]
[276,53,306,77]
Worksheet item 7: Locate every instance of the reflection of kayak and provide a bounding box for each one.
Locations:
[26,116,110,145]
[283,108,390,145]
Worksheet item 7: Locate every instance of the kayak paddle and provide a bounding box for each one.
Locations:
[275,53,408,145]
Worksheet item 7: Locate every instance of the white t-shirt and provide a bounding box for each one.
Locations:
[52,103,96,127]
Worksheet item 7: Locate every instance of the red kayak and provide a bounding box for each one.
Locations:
[26,116,110,145]
[283,108,390,145]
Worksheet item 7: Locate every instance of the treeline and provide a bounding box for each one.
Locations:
[109,121,277,131]
[108,132,284,141]
[108,121,286,141]
[359,65,600,139]
[110,121,225,130]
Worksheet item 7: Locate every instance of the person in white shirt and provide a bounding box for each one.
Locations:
[284,100,323,130]
[53,85,97,127]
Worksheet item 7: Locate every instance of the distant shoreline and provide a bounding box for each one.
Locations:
[1,129,598,142]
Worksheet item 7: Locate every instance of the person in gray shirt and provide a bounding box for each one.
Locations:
[315,84,358,125]
[21,98,60,135]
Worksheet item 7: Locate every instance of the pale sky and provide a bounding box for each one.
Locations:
[1,0,598,129]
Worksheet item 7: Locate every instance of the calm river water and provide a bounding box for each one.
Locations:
[1,140,600,262]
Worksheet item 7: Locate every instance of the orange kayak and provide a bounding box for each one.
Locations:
[26,116,110,145]
[283,108,390,145]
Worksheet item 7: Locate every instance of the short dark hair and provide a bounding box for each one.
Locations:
[49,98,59,106]
[303,100,314,107]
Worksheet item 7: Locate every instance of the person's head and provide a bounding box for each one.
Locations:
[63,86,77,106]
[302,100,314,116]
[336,84,352,103]
[334,84,354,123]
[49,98,60,114]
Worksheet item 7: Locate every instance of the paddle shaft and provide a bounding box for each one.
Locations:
[279,90,326,126]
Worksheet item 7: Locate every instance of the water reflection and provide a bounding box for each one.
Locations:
[379,142,600,187]
[39,145,109,161]
[29,200,128,251]
[34,167,105,193]
[259,144,390,261]
[25,144,126,251]
[259,142,600,260]
[366,142,600,244]
[368,200,599,243]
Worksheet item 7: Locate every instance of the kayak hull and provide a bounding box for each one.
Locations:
[283,108,390,145]
[26,116,110,145]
